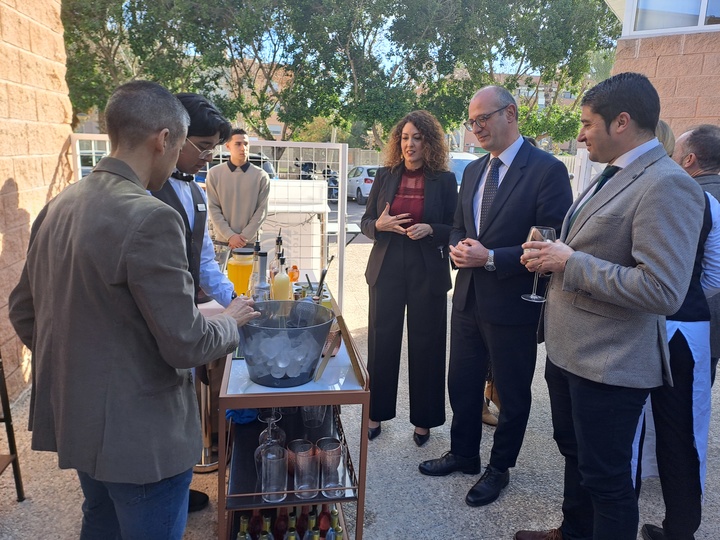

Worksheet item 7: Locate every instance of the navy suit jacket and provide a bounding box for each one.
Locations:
[361,165,458,295]
[450,140,572,325]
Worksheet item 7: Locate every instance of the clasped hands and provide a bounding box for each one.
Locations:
[228,233,248,249]
[449,238,489,268]
[520,240,574,273]
[375,203,432,240]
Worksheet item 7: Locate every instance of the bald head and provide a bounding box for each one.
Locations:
[674,125,720,177]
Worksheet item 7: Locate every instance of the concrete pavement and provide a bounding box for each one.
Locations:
[0,239,719,539]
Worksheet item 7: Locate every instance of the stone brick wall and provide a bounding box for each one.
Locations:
[0,0,73,400]
[613,31,720,136]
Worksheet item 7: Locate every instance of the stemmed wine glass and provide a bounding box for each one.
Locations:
[521,226,556,303]
[255,408,286,479]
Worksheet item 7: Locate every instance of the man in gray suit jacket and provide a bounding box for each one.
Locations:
[516,73,705,540]
[9,81,259,540]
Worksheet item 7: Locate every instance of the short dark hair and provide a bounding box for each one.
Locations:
[229,128,248,138]
[686,124,720,173]
[105,81,189,148]
[581,72,660,135]
[175,93,232,144]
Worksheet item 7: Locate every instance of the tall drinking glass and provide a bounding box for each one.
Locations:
[521,226,556,303]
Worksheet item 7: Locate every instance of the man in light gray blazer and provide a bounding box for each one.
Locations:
[9,81,259,540]
[515,73,705,540]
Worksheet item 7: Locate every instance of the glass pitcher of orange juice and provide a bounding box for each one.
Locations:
[227,248,253,296]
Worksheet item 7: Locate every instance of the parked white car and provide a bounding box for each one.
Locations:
[448,151,480,189]
[347,165,380,205]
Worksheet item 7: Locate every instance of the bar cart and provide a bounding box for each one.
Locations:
[217,312,369,539]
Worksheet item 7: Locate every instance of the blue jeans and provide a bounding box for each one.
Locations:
[77,468,193,540]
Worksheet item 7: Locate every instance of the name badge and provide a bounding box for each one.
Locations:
[197,203,206,212]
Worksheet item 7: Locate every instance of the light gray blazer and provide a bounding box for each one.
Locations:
[9,157,240,484]
[544,144,705,388]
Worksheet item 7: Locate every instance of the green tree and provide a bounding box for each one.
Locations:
[62,0,218,128]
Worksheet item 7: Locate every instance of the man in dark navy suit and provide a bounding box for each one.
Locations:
[419,86,572,507]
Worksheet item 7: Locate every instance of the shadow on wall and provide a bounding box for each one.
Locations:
[46,137,75,203]
[1,137,78,397]
[0,178,32,394]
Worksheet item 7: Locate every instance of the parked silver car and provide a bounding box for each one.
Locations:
[346,165,379,205]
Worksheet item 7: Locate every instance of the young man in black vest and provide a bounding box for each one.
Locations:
[152,93,235,513]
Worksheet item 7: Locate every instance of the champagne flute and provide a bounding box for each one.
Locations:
[521,226,556,303]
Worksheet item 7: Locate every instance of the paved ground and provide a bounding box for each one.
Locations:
[1,239,720,539]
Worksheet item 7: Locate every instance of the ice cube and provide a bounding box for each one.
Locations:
[270,365,286,379]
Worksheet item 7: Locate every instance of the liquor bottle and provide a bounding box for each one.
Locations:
[247,234,262,297]
[297,506,311,539]
[311,528,320,540]
[263,515,275,540]
[273,507,289,540]
[249,509,263,540]
[271,252,291,300]
[260,533,271,540]
[252,251,271,301]
[324,509,339,540]
[237,515,252,540]
[269,229,283,283]
[317,504,331,538]
[334,528,343,540]
[285,528,299,540]
[286,511,297,536]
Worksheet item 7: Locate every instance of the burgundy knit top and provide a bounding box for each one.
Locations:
[390,166,425,228]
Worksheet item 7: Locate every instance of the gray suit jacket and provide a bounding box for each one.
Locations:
[544,144,705,388]
[9,157,239,484]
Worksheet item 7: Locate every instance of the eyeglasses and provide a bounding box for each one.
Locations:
[185,138,219,160]
[463,105,509,132]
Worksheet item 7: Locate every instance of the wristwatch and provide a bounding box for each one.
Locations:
[231,292,238,300]
[484,250,496,271]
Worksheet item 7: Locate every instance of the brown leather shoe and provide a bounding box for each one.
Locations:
[514,529,563,540]
[482,401,498,426]
[485,380,501,411]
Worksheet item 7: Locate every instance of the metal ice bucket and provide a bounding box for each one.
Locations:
[241,300,334,387]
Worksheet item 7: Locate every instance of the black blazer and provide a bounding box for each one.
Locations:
[361,165,458,295]
[450,140,573,325]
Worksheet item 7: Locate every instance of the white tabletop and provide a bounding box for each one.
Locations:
[226,340,362,395]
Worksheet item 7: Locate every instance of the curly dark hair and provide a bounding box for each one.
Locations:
[383,110,449,172]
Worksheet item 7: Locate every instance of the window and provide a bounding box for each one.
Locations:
[708,0,720,24]
[630,0,720,33]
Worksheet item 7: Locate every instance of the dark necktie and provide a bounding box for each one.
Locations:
[568,165,621,229]
[479,157,501,232]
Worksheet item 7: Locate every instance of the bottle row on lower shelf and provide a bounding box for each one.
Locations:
[234,503,344,540]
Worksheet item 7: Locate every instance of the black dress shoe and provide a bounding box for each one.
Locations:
[368,423,381,440]
[465,465,510,507]
[188,488,209,513]
[413,430,430,447]
[640,524,666,540]
[418,451,481,476]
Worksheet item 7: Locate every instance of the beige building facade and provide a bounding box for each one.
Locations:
[0,0,73,399]
[613,32,720,135]
[607,0,720,135]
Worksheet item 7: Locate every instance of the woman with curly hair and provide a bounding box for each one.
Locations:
[360,110,458,446]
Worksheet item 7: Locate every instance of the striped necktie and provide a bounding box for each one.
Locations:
[568,165,621,230]
[479,157,501,232]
